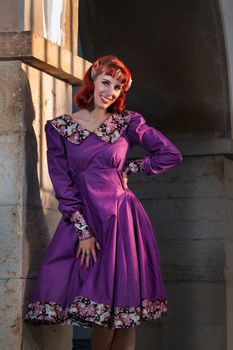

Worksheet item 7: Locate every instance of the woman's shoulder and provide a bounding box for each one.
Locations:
[46,113,72,125]
[125,109,145,120]
[124,110,146,128]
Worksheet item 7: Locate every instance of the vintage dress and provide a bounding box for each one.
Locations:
[24,110,182,329]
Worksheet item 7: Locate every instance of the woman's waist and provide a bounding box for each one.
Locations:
[72,168,126,191]
[73,167,123,173]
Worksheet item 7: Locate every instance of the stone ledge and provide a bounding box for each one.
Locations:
[0,31,91,84]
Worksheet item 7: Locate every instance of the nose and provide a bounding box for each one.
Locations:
[106,84,115,98]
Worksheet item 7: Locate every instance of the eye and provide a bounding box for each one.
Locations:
[102,80,110,86]
[115,85,123,91]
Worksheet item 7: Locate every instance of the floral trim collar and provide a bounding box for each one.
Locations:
[49,110,133,145]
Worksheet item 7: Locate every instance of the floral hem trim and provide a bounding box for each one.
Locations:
[24,296,168,329]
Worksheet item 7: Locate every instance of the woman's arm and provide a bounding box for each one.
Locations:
[122,112,182,176]
[45,121,93,240]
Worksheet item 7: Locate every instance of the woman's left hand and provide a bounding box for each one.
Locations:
[122,173,128,189]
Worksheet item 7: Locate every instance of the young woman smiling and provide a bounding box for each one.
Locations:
[25,55,183,350]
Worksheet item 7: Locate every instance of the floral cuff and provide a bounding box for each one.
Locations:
[70,210,93,241]
[122,159,144,176]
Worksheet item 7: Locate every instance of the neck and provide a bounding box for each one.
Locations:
[89,107,109,120]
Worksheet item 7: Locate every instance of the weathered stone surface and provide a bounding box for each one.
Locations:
[160,239,225,282]
[0,135,22,205]
[141,197,224,240]
[23,324,72,350]
[0,206,22,278]
[226,279,233,350]
[0,279,23,350]
[23,278,73,350]
[0,0,20,32]
[0,61,23,134]
[21,62,76,348]
[23,207,61,279]
[136,323,225,350]
[129,156,224,199]
[165,282,226,324]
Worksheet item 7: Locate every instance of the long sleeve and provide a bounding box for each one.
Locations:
[45,121,93,240]
[123,112,182,176]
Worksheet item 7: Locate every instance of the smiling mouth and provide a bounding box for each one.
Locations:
[100,95,113,103]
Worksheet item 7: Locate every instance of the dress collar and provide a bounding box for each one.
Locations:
[49,110,132,145]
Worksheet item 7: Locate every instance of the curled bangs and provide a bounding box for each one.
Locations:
[101,65,127,85]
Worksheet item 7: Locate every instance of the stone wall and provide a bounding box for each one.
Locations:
[0,58,74,350]
[78,1,233,348]
[129,154,226,349]
[121,147,226,349]
[22,63,73,350]
[0,1,91,349]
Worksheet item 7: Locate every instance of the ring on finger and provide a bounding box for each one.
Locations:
[81,251,90,256]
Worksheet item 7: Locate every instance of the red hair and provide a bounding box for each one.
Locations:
[74,55,132,113]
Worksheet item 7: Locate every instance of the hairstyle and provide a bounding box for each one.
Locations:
[74,55,132,113]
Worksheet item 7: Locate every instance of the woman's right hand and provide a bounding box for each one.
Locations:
[76,235,101,270]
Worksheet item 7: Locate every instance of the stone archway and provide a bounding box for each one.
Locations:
[78,1,233,349]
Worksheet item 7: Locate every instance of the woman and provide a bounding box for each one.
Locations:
[24,55,182,350]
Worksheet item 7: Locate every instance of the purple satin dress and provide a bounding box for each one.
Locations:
[24,110,182,329]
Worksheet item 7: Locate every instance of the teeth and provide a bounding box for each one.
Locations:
[101,95,112,103]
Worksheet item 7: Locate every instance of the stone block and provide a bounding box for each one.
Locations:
[136,322,225,350]
[23,279,72,350]
[23,324,72,350]
[0,0,20,32]
[141,197,224,241]
[0,61,23,134]
[225,240,233,277]
[226,280,233,350]
[0,134,22,205]
[0,206,21,278]
[159,238,225,282]
[223,198,233,241]
[165,282,226,325]
[129,155,224,199]
[23,207,61,279]
[0,279,23,350]
[224,157,233,199]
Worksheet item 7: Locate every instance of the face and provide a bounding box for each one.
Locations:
[93,73,123,110]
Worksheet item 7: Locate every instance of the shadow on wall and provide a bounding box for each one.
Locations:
[78,0,230,140]
[21,69,56,349]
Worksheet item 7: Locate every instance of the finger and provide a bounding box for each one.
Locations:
[96,241,101,250]
[80,253,85,267]
[86,254,91,270]
[76,246,82,259]
[92,249,97,263]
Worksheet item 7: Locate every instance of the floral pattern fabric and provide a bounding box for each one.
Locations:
[123,159,144,176]
[70,210,94,240]
[50,110,132,145]
[25,296,168,329]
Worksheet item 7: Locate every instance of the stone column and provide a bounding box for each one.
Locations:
[0,1,91,349]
